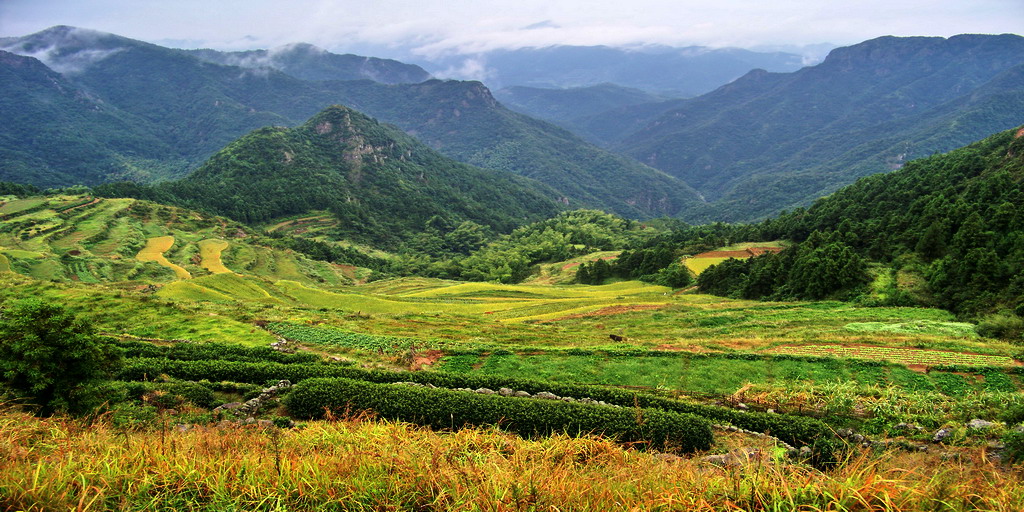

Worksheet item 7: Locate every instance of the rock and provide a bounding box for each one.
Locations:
[475,388,496,395]
[175,424,192,433]
[933,428,953,443]
[703,448,762,467]
[216,402,243,411]
[766,408,776,414]
[1014,424,1024,433]
[498,388,514,397]
[513,391,532,398]
[966,419,995,430]
[850,434,865,444]
[535,392,559,400]
[735,403,749,411]
[257,419,274,429]
[893,422,924,432]
[836,428,854,438]
[940,452,962,461]
[799,446,813,457]
[655,453,681,463]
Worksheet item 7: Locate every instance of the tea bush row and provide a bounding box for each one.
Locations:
[284,377,714,454]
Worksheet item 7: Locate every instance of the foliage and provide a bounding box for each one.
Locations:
[1004,430,1024,464]
[696,231,868,300]
[755,127,1024,319]
[0,299,122,415]
[114,340,321,364]
[285,377,714,453]
[457,210,646,283]
[613,34,1024,222]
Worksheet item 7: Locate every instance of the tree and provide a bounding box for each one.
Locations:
[0,299,122,416]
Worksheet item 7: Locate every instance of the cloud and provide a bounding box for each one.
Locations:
[432,56,494,81]
[0,26,125,74]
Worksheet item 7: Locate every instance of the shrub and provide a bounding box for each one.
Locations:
[117,358,836,452]
[0,299,122,416]
[285,378,713,454]
[976,314,1024,342]
[1003,430,1024,464]
[1001,404,1024,426]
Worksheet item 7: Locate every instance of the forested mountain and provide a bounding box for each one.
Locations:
[0,50,184,187]
[145,105,561,247]
[431,44,806,96]
[0,26,697,218]
[323,79,703,218]
[612,34,1024,222]
[757,125,1024,319]
[186,43,431,83]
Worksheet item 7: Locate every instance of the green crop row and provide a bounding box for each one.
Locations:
[284,377,713,454]
[267,322,424,352]
[116,357,836,453]
[115,340,322,364]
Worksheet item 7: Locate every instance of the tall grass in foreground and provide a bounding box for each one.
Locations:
[1,410,1021,511]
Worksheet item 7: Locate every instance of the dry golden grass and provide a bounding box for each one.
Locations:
[135,236,192,279]
[197,239,232,274]
[685,256,733,275]
[1,409,1021,511]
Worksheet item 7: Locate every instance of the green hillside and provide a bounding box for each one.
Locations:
[614,34,1024,221]
[148,105,561,247]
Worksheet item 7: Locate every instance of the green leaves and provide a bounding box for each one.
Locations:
[285,377,714,454]
[0,299,122,416]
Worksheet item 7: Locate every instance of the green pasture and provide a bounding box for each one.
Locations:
[436,351,1021,397]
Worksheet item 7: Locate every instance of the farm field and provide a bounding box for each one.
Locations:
[0,194,1022,511]
[682,242,785,275]
[135,236,192,279]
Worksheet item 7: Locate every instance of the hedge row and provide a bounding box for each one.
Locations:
[284,377,713,454]
[117,358,834,449]
[114,340,322,364]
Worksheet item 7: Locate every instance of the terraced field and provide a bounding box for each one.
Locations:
[136,236,192,279]
[0,194,357,287]
[198,239,232,274]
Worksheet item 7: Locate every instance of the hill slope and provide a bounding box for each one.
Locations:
[615,34,1024,221]
[159,105,561,246]
[758,125,1024,318]
[0,50,185,186]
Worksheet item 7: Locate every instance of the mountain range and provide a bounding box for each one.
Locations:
[608,34,1024,221]
[2,27,1023,227]
[0,26,698,218]
[422,44,808,97]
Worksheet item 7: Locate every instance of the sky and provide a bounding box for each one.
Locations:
[1,0,1021,61]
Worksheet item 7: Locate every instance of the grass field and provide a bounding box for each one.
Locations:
[4,411,1020,511]
[682,241,786,275]
[683,256,732,275]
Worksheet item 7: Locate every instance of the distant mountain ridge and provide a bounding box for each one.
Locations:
[0,26,698,218]
[610,34,1024,222]
[426,44,807,97]
[185,43,432,84]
